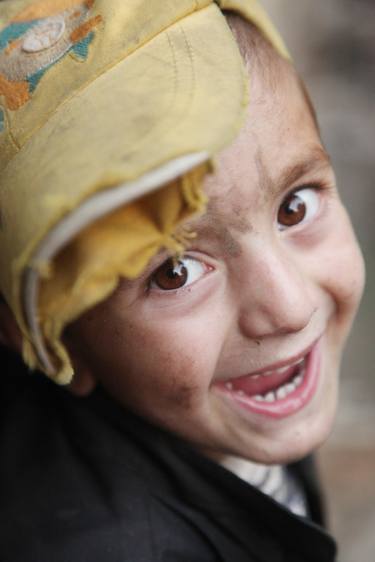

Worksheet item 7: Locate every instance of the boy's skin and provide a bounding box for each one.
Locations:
[0,17,365,467]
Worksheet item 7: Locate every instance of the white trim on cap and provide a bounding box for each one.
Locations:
[23,152,209,375]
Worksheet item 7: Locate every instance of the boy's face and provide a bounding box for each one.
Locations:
[67,49,364,465]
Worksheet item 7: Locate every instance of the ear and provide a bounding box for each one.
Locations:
[66,364,97,397]
[0,296,23,354]
[64,336,97,397]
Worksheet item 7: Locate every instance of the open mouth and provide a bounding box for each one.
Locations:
[216,338,322,419]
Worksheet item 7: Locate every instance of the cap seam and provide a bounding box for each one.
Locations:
[0,104,21,151]
[180,26,196,110]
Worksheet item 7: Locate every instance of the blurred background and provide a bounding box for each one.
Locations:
[262,1,375,560]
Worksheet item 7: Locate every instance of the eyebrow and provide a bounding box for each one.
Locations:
[184,145,333,253]
[271,146,332,197]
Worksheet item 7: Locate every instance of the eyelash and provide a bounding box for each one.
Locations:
[289,182,327,197]
[277,182,331,229]
[289,181,333,200]
[146,255,213,295]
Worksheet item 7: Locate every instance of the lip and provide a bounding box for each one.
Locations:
[232,339,319,379]
[215,338,322,420]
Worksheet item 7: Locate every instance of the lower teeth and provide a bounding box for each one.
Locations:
[253,367,305,402]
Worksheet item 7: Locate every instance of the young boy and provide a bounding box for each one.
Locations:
[0,1,365,561]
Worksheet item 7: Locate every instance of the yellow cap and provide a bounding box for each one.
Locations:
[0,0,288,383]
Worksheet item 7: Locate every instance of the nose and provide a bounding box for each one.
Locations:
[237,242,316,339]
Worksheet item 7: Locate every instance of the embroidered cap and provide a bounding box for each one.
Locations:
[0,0,288,383]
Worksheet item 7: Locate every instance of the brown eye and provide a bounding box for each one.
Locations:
[278,188,320,231]
[150,257,209,292]
[151,259,187,291]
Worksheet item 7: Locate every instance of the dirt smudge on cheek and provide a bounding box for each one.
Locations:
[160,353,202,412]
[166,381,199,410]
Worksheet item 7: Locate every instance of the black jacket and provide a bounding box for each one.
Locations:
[0,348,337,562]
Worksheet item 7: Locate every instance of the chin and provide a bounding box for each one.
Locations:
[214,388,339,466]
[250,406,337,466]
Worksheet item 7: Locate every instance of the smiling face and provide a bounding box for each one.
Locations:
[65,21,365,465]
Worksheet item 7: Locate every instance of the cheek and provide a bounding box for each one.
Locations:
[98,311,224,417]
[324,212,365,318]
[312,206,365,340]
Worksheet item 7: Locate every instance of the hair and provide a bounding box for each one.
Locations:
[225,12,320,131]
[226,12,283,79]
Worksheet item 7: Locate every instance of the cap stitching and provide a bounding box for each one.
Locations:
[180,26,196,109]
[166,30,179,103]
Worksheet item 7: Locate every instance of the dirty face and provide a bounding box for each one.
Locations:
[66,41,364,465]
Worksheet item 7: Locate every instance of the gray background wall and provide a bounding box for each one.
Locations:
[261,1,375,560]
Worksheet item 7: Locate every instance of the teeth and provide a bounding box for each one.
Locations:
[276,386,287,400]
[275,364,292,375]
[258,357,305,378]
[257,369,305,403]
[226,358,307,403]
[286,382,296,393]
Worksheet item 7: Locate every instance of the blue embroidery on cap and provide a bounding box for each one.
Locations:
[0,2,102,111]
[27,66,49,93]
[71,31,94,61]
[0,21,39,52]
[0,108,5,133]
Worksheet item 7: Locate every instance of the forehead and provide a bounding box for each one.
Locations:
[189,44,331,238]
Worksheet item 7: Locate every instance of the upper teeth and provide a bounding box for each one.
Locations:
[261,357,304,377]
[223,357,306,397]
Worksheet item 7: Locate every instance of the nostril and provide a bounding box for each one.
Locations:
[273,304,317,335]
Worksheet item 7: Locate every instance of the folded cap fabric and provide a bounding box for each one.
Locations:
[0,0,288,383]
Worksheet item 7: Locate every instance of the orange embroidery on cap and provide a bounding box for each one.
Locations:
[70,14,102,44]
[0,74,30,110]
[0,0,102,112]
[70,10,82,20]
[4,39,22,56]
